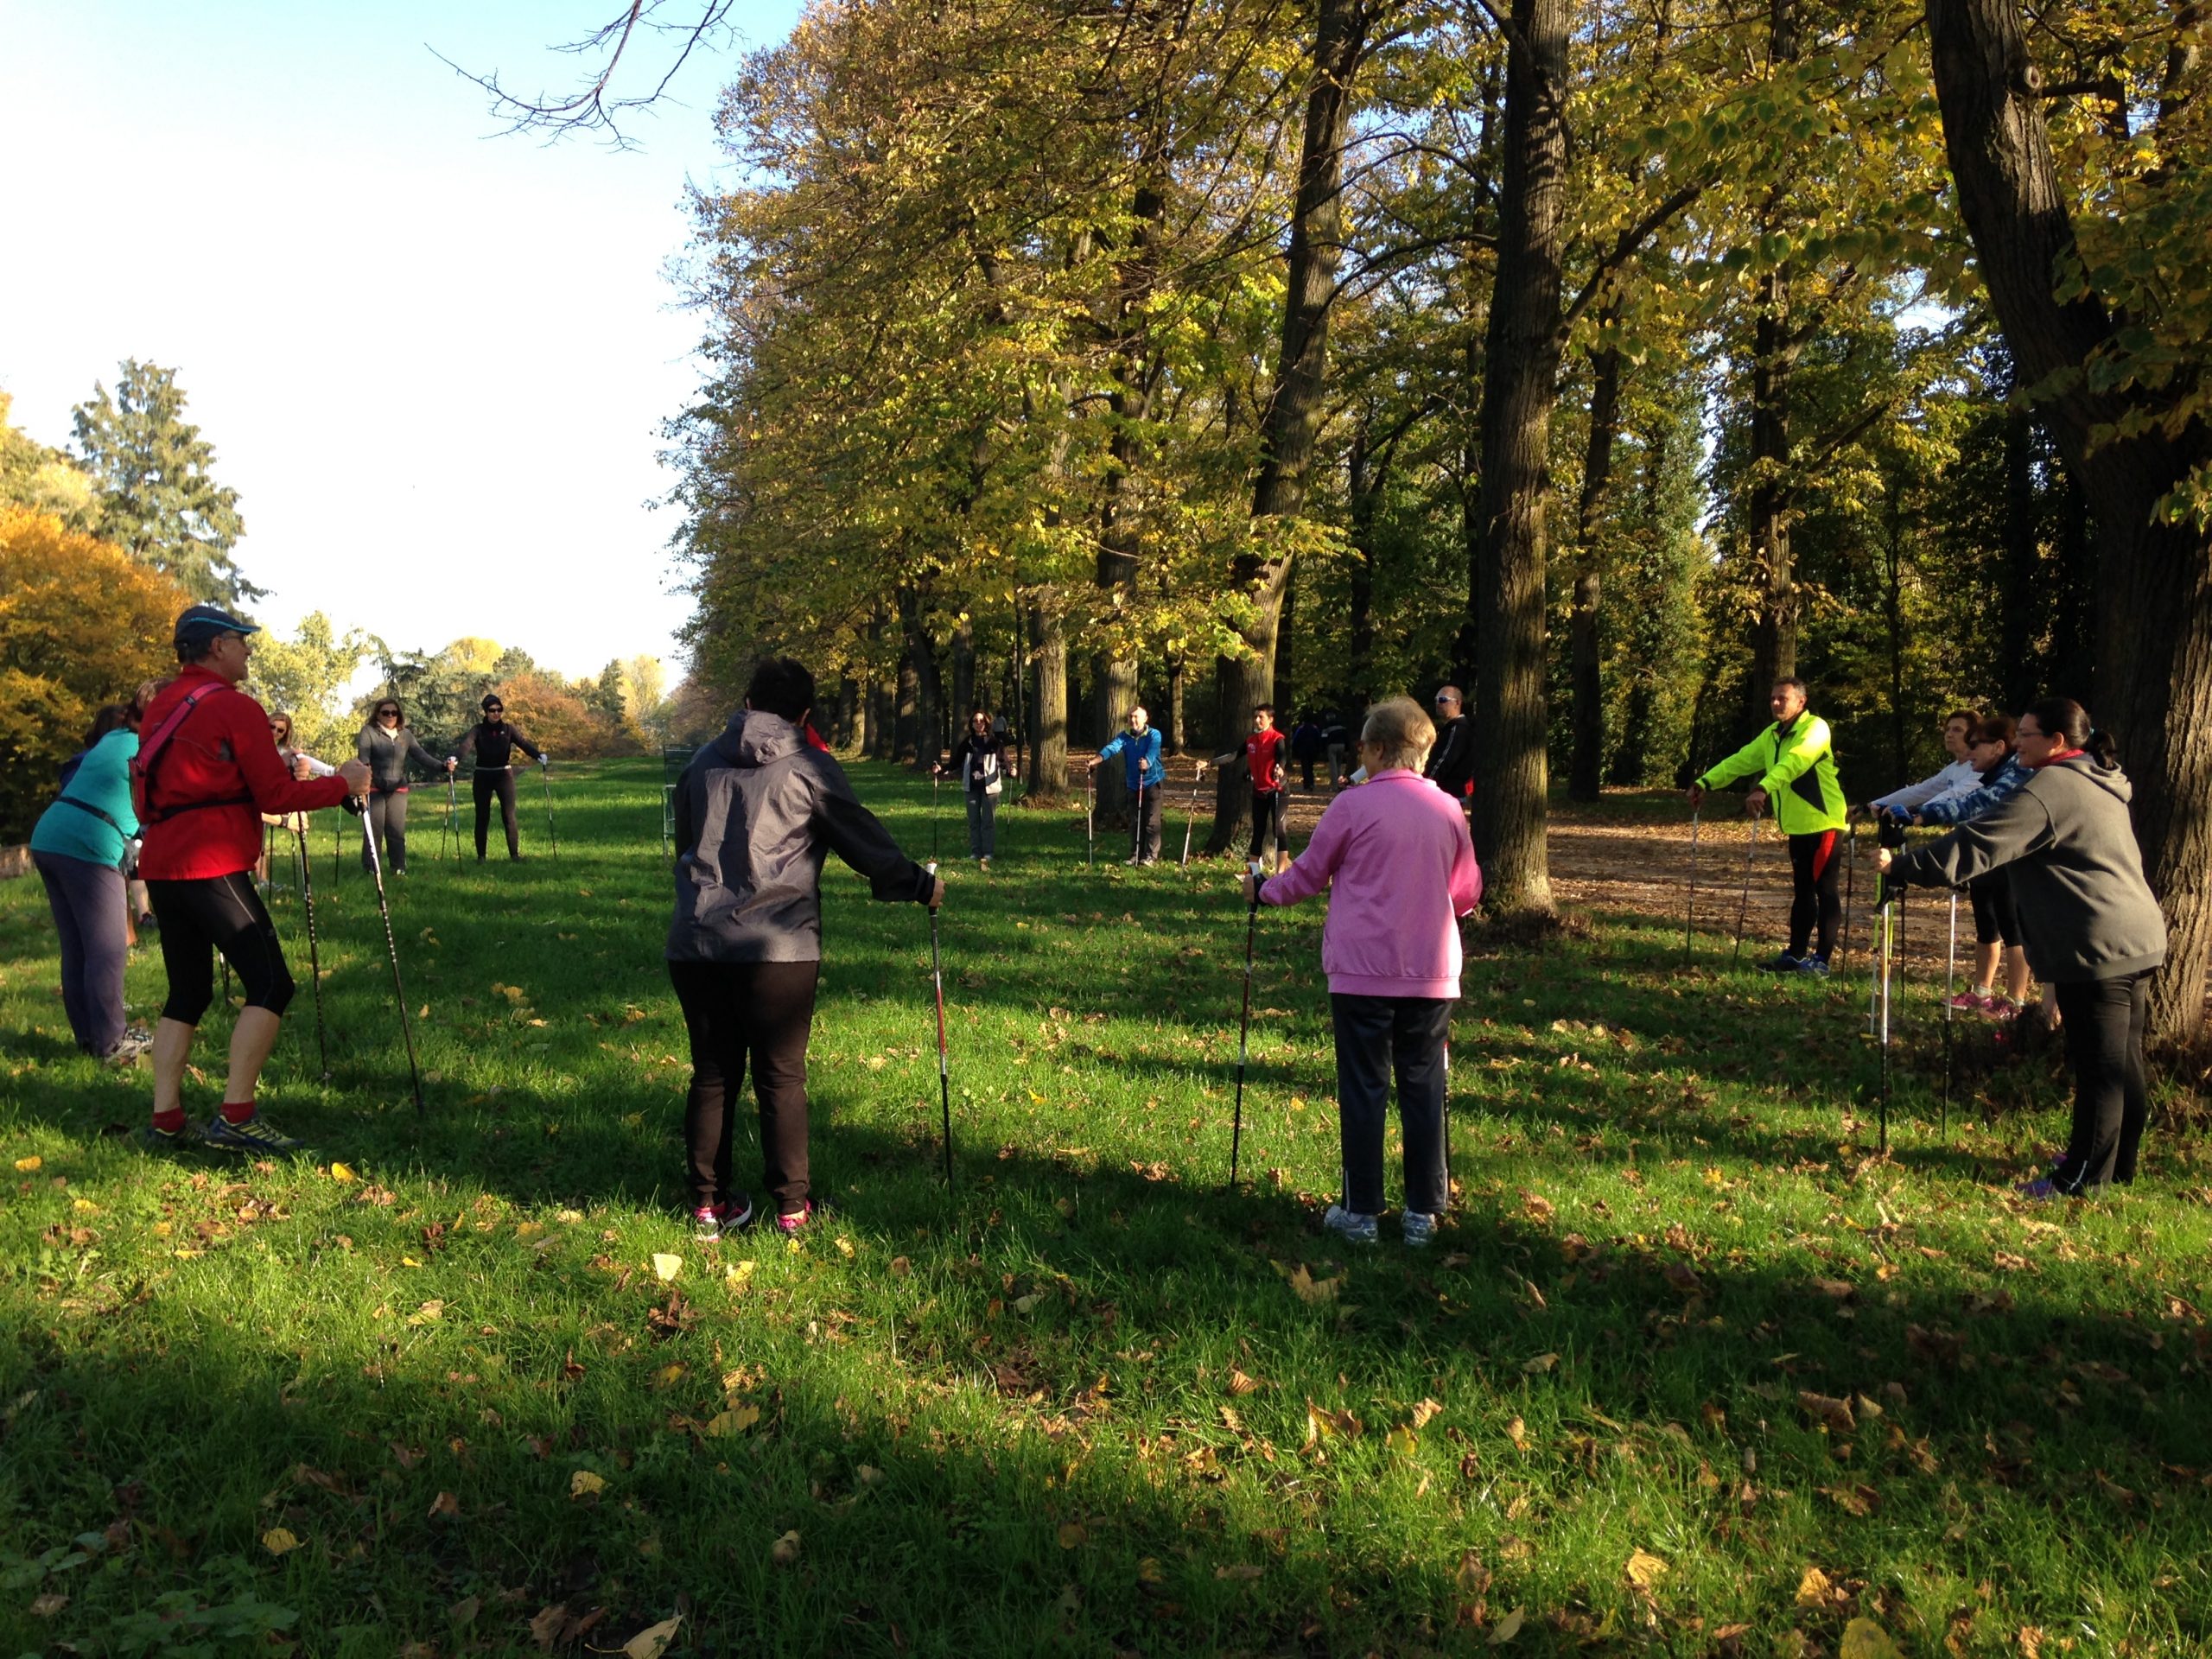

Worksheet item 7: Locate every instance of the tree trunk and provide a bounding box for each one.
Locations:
[1927,0,2212,1042]
[834,675,858,751]
[893,659,918,764]
[1030,601,1070,804]
[1166,658,1186,754]
[1464,0,1570,917]
[1271,562,1296,717]
[1568,332,1623,801]
[899,588,944,771]
[1207,0,1369,855]
[1883,483,1909,783]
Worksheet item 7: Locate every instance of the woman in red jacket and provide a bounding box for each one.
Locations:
[136,606,369,1154]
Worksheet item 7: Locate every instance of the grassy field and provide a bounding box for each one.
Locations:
[2,758,2208,1656]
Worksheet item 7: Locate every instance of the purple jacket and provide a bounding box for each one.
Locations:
[1257,769,1483,997]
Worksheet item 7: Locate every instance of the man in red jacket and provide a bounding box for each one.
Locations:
[137,605,370,1154]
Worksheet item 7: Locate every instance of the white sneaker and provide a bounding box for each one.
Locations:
[1402,1211,1440,1248]
[1123,855,1141,866]
[1322,1204,1379,1245]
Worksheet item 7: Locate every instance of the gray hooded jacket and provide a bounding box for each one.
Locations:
[666,710,932,963]
[1889,752,2165,983]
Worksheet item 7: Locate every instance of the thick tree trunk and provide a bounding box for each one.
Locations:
[893,660,918,764]
[1271,562,1295,718]
[899,588,944,771]
[1031,601,1070,804]
[1568,334,1623,801]
[1997,401,2042,714]
[1927,0,2212,1041]
[1464,0,1570,917]
[834,675,858,751]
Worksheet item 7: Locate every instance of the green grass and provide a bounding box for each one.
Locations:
[2,759,2209,1656]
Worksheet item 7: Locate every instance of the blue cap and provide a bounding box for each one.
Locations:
[173,603,260,649]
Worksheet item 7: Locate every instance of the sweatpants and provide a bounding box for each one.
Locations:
[964,790,998,858]
[1787,829,1842,959]
[1249,787,1287,861]
[669,958,821,1213]
[1128,783,1164,863]
[473,769,521,858]
[146,873,296,1026]
[34,850,130,1055]
[1330,993,1452,1217]
[362,787,411,874]
[2050,971,2153,1192]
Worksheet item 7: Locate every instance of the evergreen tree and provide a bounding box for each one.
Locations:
[70,360,257,607]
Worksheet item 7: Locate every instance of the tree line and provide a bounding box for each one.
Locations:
[664,0,2209,1042]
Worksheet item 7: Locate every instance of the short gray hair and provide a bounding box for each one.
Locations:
[1361,696,1436,772]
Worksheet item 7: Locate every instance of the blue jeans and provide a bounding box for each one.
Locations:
[35,850,130,1055]
[1330,994,1452,1216]
[965,790,997,857]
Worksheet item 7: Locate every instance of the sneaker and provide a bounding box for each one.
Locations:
[123,1021,153,1043]
[693,1193,755,1241]
[1948,988,1993,1013]
[1794,955,1830,976]
[1981,995,2018,1020]
[1403,1211,1440,1248]
[100,1033,154,1066]
[2015,1177,2062,1202]
[1758,952,1802,973]
[136,1120,199,1153]
[774,1199,822,1235]
[1322,1204,1379,1245]
[979,856,992,872]
[136,912,159,933]
[1123,855,1141,867]
[200,1112,307,1158]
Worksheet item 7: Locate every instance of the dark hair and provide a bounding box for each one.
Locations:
[372,699,406,726]
[1253,702,1274,717]
[1942,708,1979,731]
[746,656,816,723]
[2024,696,2120,766]
[84,703,134,747]
[1973,713,2016,747]
[970,709,991,724]
[1773,676,1808,698]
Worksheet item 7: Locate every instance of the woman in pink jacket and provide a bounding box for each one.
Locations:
[1243,696,1483,1247]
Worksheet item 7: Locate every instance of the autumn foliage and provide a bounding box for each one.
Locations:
[493,671,634,760]
[0,507,188,842]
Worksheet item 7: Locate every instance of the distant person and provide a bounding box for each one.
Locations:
[1913,713,2034,1017]
[356,698,454,875]
[1290,714,1324,789]
[1858,709,1978,821]
[448,694,544,861]
[666,656,943,1237]
[29,702,149,1063]
[1879,698,2164,1198]
[1424,685,1476,812]
[1086,705,1166,865]
[1687,677,1847,974]
[1248,697,1482,1247]
[935,709,1007,869]
[1322,714,1351,790]
[1241,702,1290,871]
[134,605,370,1154]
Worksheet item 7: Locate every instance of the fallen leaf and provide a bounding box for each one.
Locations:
[529,1604,568,1649]
[652,1254,682,1282]
[889,1255,912,1278]
[707,1404,760,1438]
[1506,1415,1529,1451]
[1663,1262,1706,1295]
[1489,1606,1525,1644]
[1410,1397,1443,1428]
[623,1615,683,1659]
[263,1526,302,1556]
[836,1236,855,1257]
[1810,1275,1854,1300]
[1287,1264,1339,1305]
[448,1594,480,1626]
[772,1529,802,1567]
[406,1300,444,1326]
[1385,1425,1419,1458]
[727,1260,756,1287]
[1798,1390,1857,1433]
[856,1465,886,1487]
[29,1593,67,1617]
[1796,1566,1834,1609]
[570,1469,607,1497]
[14,1156,41,1173]
[1521,1352,1558,1375]
[427,1490,460,1519]
[1214,1563,1262,1580]
[1625,1548,1669,1591]
[1840,1617,1904,1659]
[1058,1522,1088,1548]
[1227,1368,1262,1395]
[2018,1627,2044,1659]
[329,1161,357,1184]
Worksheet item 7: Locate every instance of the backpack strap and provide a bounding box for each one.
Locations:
[131,687,253,824]
[54,795,128,836]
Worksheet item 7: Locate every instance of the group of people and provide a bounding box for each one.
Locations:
[1692,675,2167,1199]
[26,612,2176,1228]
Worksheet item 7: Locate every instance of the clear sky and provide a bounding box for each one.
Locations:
[0,1,800,681]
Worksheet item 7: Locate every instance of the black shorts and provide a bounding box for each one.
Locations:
[1968,867,2018,947]
[146,872,296,1024]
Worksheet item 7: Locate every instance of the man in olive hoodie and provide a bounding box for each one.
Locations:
[666,657,944,1239]
[1688,677,1848,973]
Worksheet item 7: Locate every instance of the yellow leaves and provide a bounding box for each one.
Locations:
[1488,1606,1525,1644]
[328,1162,357,1184]
[1521,1352,1559,1375]
[623,1616,683,1659]
[652,1254,683,1282]
[262,1526,302,1556]
[1227,1368,1263,1395]
[1796,1566,1834,1609]
[1057,1522,1088,1548]
[1301,1400,1362,1452]
[405,1300,444,1326]
[771,1529,803,1567]
[1505,1415,1529,1451]
[14,1155,41,1173]
[1840,1617,1903,1659]
[1409,1397,1443,1428]
[1384,1425,1420,1459]
[1286,1263,1338,1305]
[1798,1390,1857,1433]
[727,1260,757,1289]
[428,1490,461,1519]
[835,1236,855,1258]
[706,1404,761,1438]
[1821,1482,1880,1517]
[1519,1189,1555,1224]
[569,1469,607,1498]
[1624,1548,1669,1592]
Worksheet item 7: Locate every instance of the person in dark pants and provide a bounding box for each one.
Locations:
[1423,686,1476,814]
[934,709,1006,868]
[448,695,544,860]
[1879,697,2166,1198]
[1243,702,1290,870]
[29,702,147,1063]
[357,698,454,874]
[1248,697,1483,1247]
[1290,715,1323,789]
[666,656,943,1237]
[1087,705,1166,865]
[134,605,370,1154]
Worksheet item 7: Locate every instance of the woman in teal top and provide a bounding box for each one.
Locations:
[29,705,148,1062]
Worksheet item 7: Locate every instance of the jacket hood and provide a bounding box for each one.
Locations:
[717,709,804,769]
[2049,750,2132,805]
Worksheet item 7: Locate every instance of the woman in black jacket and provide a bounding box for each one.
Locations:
[1878,697,2166,1197]
[933,709,1006,868]
[448,695,543,861]
[356,699,453,875]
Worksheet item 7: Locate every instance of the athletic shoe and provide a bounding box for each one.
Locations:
[200,1113,307,1158]
[1794,955,1830,976]
[1402,1211,1440,1248]
[136,912,158,933]
[979,856,991,872]
[774,1199,822,1236]
[1123,855,1141,867]
[123,1022,153,1043]
[2015,1177,2062,1202]
[1981,996,2018,1020]
[1948,989,1993,1013]
[100,1033,154,1066]
[136,1120,199,1153]
[1758,952,1803,973]
[692,1194,755,1241]
[1322,1204,1379,1245]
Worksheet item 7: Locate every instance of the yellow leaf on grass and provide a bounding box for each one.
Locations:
[623,1615,683,1659]
[1287,1264,1338,1305]
[835,1235,855,1257]
[263,1527,302,1556]
[406,1300,444,1326]
[570,1469,607,1497]
[1227,1368,1263,1395]
[1796,1566,1834,1609]
[329,1162,357,1184]
[1506,1415,1529,1450]
[14,1156,41,1173]
[728,1260,756,1287]
[888,1255,912,1278]
[1058,1522,1088,1548]
[707,1405,760,1438]
[1625,1548,1669,1591]
[652,1254,682,1282]
[1489,1606,1525,1644]
[1384,1425,1419,1459]
[1840,1617,1904,1659]
[1410,1397,1443,1428]
[771,1529,802,1567]
[428,1490,460,1519]
[1521,1352,1558,1375]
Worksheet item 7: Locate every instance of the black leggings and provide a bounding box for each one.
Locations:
[1968,867,2018,947]
[669,958,820,1213]
[1787,830,1842,959]
[1249,787,1287,860]
[147,873,295,1025]
[2050,971,2152,1192]
[473,770,520,858]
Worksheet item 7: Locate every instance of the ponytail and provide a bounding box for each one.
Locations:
[2086,728,2120,766]
[2024,696,2120,765]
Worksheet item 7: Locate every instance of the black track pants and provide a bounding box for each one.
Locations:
[473,770,520,858]
[669,958,821,1214]
[2050,971,2152,1192]
[1787,830,1842,959]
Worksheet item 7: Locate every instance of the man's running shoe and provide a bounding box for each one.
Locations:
[692,1194,755,1241]
[1322,1204,1379,1245]
[1758,952,1803,973]
[1402,1211,1440,1248]
[1794,955,1830,976]
[135,1120,199,1153]
[201,1113,306,1158]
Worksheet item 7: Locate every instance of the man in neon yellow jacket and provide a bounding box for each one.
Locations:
[1687,677,1848,974]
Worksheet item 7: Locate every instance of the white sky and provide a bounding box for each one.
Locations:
[0,1,800,681]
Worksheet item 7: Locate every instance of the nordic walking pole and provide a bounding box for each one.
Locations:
[294,817,330,1081]
[925,862,954,1191]
[1133,776,1147,865]
[537,760,558,859]
[1877,879,1894,1155]
[1942,884,1959,1135]
[1683,804,1700,962]
[358,796,425,1114]
[931,767,942,867]
[1731,809,1761,964]
[1230,857,1263,1187]
[1084,768,1096,869]
[443,770,460,861]
[1840,821,1858,975]
[1181,764,1205,867]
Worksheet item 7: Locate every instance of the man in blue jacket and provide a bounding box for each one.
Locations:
[1086,704,1166,865]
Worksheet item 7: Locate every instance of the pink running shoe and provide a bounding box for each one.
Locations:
[774,1200,819,1235]
[692,1194,755,1241]
[1981,996,2018,1020]
[1948,988,1993,1013]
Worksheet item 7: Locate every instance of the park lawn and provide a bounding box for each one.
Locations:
[0,758,2208,1658]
